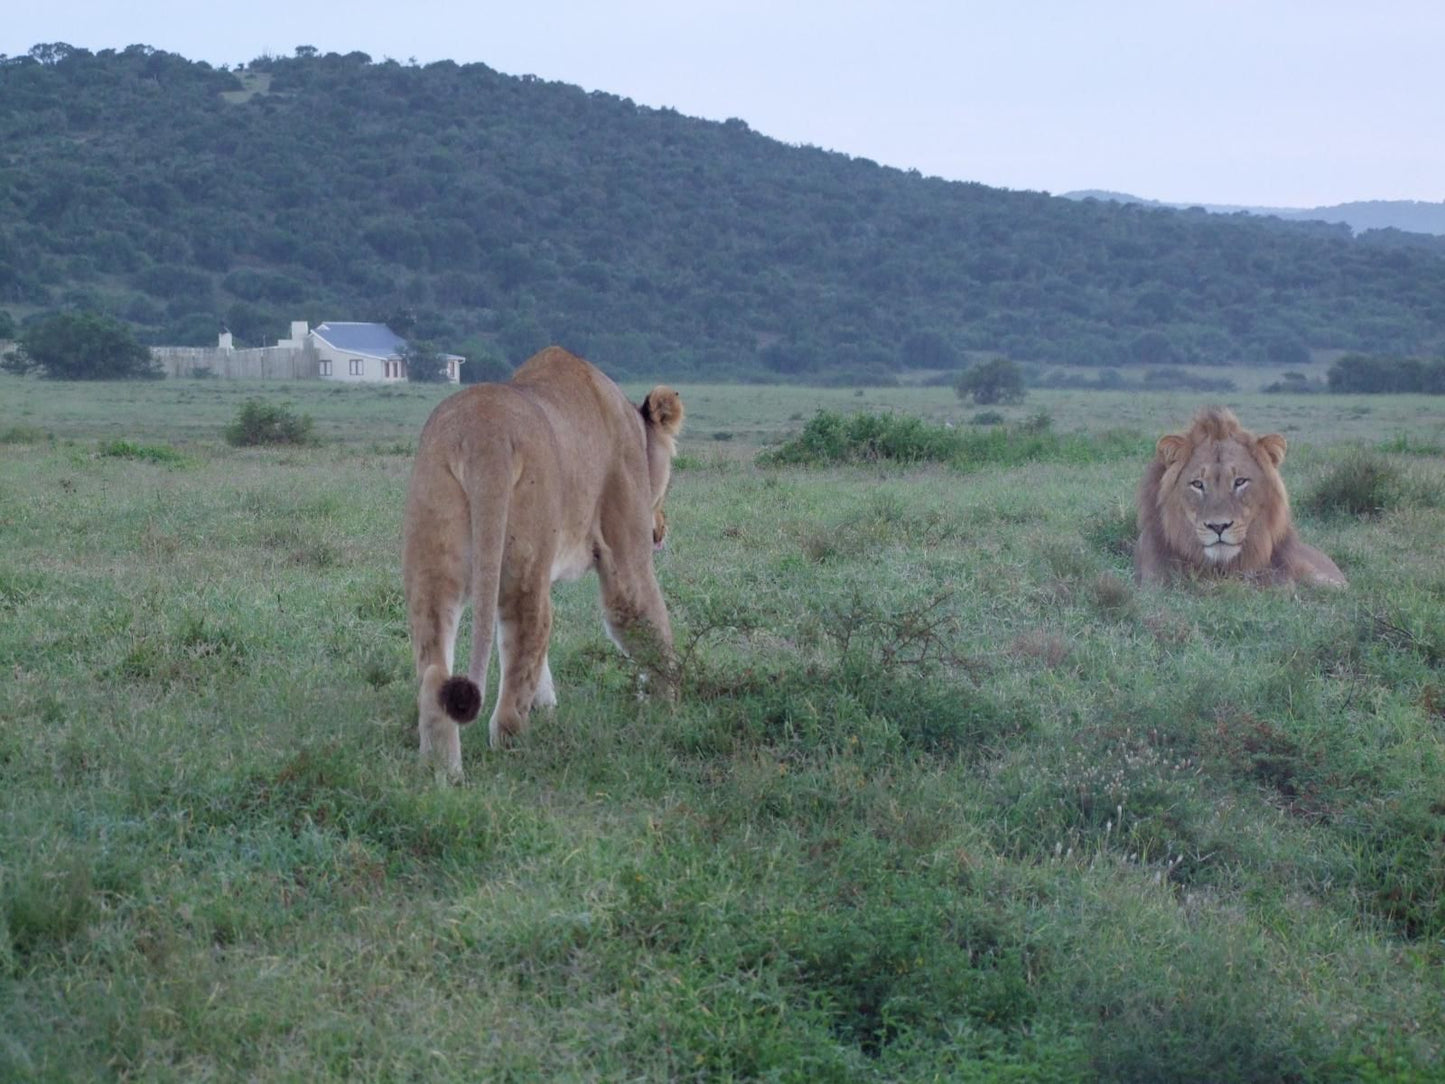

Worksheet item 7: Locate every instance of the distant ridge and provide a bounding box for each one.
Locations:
[1061,190,1445,237]
[3,43,1445,377]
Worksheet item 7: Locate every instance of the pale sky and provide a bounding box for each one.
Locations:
[5,1,1442,208]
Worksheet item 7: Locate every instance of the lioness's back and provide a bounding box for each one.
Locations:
[510,347,647,454]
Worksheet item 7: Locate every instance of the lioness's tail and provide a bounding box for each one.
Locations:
[461,442,513,723]
[422,662,482,725]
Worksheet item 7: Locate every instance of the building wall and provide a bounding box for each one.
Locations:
[152,343,319,380]
[150,322,460,382]
[312,340,404,384]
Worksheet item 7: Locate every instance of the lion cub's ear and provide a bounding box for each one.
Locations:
[642,386,685,437]
[1256,433,1287,467]
[1156,434,1188,465]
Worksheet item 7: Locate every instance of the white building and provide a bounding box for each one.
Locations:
[153,320,465,382]
[307,322,464,384]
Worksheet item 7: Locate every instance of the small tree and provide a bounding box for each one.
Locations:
[457,341,513,384]
[5,312,158,380]
[403,340,449,383]
[955,357,1026,405]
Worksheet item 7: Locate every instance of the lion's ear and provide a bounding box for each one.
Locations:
[1256,434,1287,467]
[1156,434,1188,465]
[642,386,685,437]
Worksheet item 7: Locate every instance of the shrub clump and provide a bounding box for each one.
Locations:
[955,357,1026,405]
[759,410,959,466]
[1140,368,1237,393]
[1305,452,1404,518]
[224,399,316,447]
[759,409,1148,472]
[1262,371,1326,394]
[1327,353,1445,394]
[98,439,185,465]
[0,424,45,444]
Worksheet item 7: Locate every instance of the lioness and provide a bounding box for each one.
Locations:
[1135,407,1346,587]
[402,346,684,776]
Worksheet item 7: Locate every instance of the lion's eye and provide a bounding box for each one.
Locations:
[1233,477,1249,490]
[1189,480,1205,492]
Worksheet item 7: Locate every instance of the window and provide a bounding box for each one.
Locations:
[349,358,364,376]
[319,359,332,376]
[383,359,400,379]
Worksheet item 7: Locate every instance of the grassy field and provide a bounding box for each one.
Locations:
[2,374,1443,1081]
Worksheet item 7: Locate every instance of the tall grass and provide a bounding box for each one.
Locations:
[1305,448,1441,518]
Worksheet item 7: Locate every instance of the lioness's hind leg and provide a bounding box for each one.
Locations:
[490,585,553,747]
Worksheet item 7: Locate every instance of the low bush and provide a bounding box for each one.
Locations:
[1262,371,1326,394]
[1140,368,1237,393]
[758,410,958,466]
[1305,452,1404,518]
[759,409,1148,471]
[0,424,45,444]
[98,439,186,465]
[223,399,316,446]
[1328,353,1445,394]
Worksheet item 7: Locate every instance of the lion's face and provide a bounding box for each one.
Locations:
[1136,406,1345,588]
[1171,440,1272,562]
[1154,420,1288,570]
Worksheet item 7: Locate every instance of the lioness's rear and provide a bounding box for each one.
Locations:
[402,347,683,778]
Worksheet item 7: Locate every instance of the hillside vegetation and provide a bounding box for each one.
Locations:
[1063,190,1445,239]
[4,43,1445,380]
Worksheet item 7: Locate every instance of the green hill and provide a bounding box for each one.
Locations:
[1063,190,1445,239]
[3,43,1445,380]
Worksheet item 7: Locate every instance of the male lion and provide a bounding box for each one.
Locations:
[1134,407,1346,587]
[402,346,684,776]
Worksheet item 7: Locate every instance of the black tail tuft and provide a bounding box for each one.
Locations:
[438,676,482,724]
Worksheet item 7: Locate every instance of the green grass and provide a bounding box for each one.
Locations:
[2,375,1444,1080]
[4,368,1444,450]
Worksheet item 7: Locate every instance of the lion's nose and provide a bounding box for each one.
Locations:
[1205,520,1233,537]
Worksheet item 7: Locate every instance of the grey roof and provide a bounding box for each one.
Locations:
[311,322,407,358]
